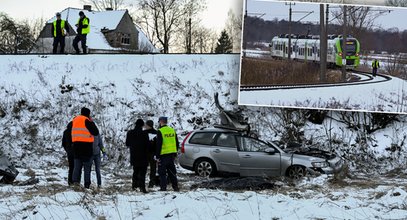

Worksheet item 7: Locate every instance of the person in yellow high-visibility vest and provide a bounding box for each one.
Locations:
[155,116,180,192]
[372,59,380,77]
[73,11,90,54]
[51,12,69,54]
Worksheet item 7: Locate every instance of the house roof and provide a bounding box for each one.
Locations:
[135,25,159,53]
[47,8,127,50]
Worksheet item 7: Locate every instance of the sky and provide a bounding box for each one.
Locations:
[247,0,407,31]
[0,0,243,32]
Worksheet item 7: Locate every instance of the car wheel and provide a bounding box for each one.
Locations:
[195,159,216,177]
[287,165,307,179]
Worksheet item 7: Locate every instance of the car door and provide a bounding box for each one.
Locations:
[209,133,239,173]
[237,136,281,177]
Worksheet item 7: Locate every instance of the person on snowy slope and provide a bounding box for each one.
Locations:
[73,11,90,54]
[71,107,99,189]
[372,59,380,77]
[51,12,69,54]
[62,121,74,185]
[155,116,180,192]
[144,120,158,188]
[126,119,149,193]
[92,133,106,188]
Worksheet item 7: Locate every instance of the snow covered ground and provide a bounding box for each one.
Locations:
[1,54,407,219]
[239,73,407,113]
[2,167,407,219]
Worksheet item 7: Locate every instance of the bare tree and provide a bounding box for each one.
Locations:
[137,0,187,53]
[386,0,407,7]
[332,6,387,40]
[180,0,206,53]
[0,13,35,54]
[80,0,126,10]
[225,9,242,53]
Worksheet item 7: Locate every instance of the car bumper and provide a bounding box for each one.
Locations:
[308,158,344,175]
[178,154,194,171]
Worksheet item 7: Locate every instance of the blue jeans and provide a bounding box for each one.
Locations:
[73,157,92,188]
[92,154,101,186]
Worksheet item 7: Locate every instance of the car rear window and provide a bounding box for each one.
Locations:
[189,132,217,145]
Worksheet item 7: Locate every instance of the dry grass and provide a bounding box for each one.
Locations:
[240,58,344,86]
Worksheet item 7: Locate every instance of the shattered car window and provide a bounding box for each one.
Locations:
[240,137,270,152]
[215,133,237,148]
[189,132,217,145]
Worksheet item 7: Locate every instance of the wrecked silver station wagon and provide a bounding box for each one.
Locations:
[179,127,344,179]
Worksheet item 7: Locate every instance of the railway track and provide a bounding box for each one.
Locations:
[240,56,392,91]
[241,70,391,91]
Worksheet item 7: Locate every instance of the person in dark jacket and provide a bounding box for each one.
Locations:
[73,11,90,54]
[92,134,106,188]
[62,121,74,185]
[71,107,99,188]
[51,12,69,54]
[126,119,149,193]
[144,120,158,188]
[156,116,179,192]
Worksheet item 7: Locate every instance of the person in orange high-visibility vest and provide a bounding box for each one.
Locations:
[68,107,99,189]
[51,12,69,54]
[155,116,180,192]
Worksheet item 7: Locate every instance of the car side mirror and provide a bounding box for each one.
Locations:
[265,148,276,154]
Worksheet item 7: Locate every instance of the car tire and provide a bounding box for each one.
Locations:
[287,165,307,179]
[194,158,217,177]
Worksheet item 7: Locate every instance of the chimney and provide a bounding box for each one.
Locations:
[83,5,92,11]
[105,8,113,11]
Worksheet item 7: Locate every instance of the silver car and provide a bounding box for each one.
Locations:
[179,127,343,178]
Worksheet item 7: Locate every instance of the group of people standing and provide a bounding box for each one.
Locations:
[52,11,89,54]
[126,117,179,193]
[62,107,179,193]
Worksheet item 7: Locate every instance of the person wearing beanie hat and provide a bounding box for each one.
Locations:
[126,118,149,193]
[144,120,158,187]
[156,116,180,192]
[51,11,69,54]
[69,107,99,189]
[73,11,90,54]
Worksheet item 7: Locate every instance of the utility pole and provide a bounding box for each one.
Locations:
[286,2,294,60]
[320,4,327,82]
[341,5,347,81]
[243,0,248,57]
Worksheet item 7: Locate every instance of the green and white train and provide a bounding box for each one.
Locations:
[270,35,360,68]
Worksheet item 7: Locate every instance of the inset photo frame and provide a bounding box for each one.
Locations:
[239,0,407,113]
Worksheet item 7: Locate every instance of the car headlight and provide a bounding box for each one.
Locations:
[311,161,329,168]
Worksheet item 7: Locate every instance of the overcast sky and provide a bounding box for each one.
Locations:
[247,0,407,31]
[0,0,243,32]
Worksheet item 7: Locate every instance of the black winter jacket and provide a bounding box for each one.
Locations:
[62,122,73,156]
[126,126,149,167]
[144,128,157,154]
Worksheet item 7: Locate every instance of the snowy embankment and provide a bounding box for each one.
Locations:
[1,54,407,219]
[0,54,240,168]
[239,73,407,113]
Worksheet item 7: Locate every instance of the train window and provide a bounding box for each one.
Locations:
[318,49,320,57]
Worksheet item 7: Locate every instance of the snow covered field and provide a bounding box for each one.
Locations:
[1,54,407,219]
[239,73,407,113]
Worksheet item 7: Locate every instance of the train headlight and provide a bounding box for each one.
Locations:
[356,53,359,57]
[338,52,342,57]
